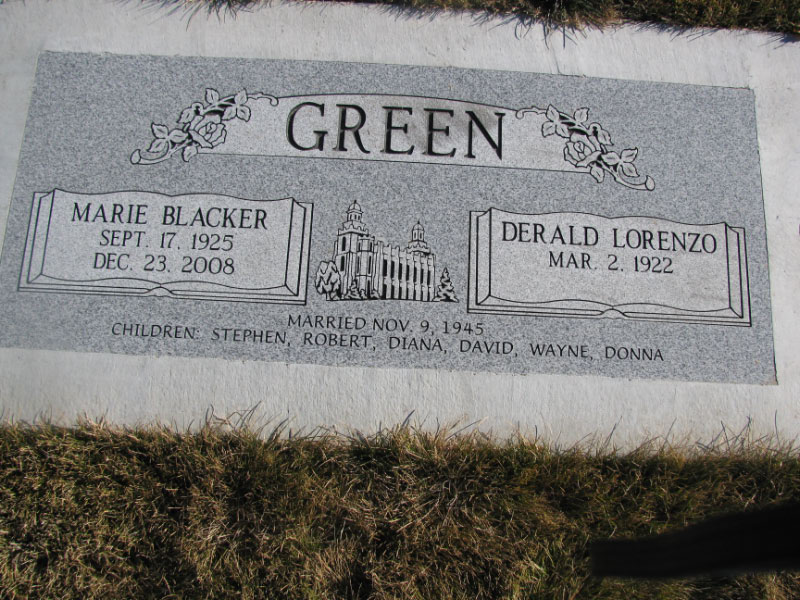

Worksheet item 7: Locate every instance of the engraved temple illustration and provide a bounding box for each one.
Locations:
[314,201,457,302]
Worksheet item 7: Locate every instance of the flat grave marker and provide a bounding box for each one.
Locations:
[0,51,775,384]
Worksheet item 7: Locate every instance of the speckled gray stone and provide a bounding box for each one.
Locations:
[0,51,774,384]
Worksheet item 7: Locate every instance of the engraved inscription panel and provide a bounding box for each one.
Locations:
[20,190,312,303]
[469,209,749,326]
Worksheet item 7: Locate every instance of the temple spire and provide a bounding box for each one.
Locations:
[407,220,430,254]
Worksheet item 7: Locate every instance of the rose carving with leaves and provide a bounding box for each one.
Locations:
[131,88,277,165]
[517,104,655,191]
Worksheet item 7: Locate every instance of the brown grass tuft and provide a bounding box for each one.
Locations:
[161,0,800,36]
[2,419,800,598]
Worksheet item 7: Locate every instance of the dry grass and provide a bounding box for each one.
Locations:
[176,0,800,36]
[2,419,800,599]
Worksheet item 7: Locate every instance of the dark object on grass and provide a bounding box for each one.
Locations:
[591,502,800,578]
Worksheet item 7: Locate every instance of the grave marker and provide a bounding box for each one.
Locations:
[0,52,775,384]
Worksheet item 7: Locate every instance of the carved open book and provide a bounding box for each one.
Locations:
[468,208,750,326]
[19,189,313,304]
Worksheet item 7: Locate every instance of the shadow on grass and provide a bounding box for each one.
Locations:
[2,412,800,598]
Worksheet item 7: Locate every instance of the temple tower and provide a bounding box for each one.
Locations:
[334,201,373,297]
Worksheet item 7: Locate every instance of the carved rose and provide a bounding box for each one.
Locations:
[565,134,597,166]
[516,103,654,190]
[132,88,277,165]
[189,114,226,149]
[564,133,605,182]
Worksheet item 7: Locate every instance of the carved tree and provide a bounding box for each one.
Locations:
[314,261,341,300]
[434,267,458,302]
